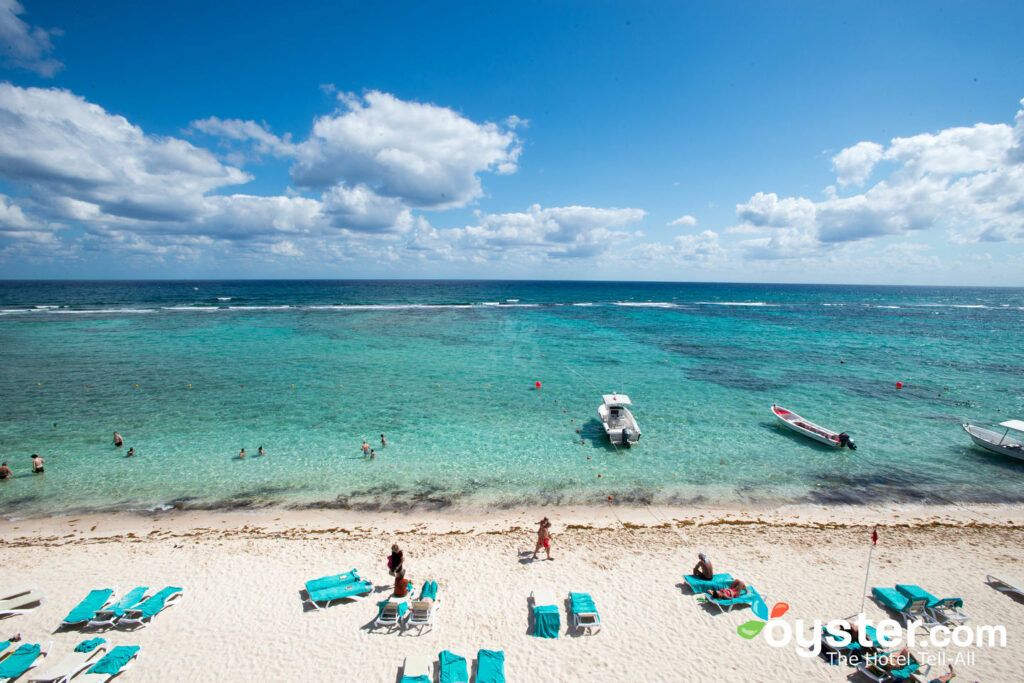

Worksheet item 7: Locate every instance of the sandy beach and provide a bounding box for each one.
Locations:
[1,503,1022,682]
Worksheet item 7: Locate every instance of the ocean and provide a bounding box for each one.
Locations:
[0,280,1022,518]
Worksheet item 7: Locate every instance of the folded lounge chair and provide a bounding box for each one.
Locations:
[406,582,440,633]
[569,592,601,635]
[683,573,734,593]
[400,654,432,683]
[704,586,765,614]
[117,586,182,629]
[87,586,147,629]
[28,638,107,683]
[871,587,937,628]
[60,589,116,628]
[530,589,560,639]
[439,650,468,683]
[0,642,52,683]
[895,584,968,626]
[856,649,930,682]
[0,588,45,617]
[74,646,139,683]
[987,574,1024,600]
[476,650,505,683]
[305,572,373,609]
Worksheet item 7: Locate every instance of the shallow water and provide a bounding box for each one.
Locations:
[1,280,1022,516]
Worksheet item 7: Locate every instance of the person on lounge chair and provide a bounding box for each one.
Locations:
[693,553,713,580]
[708,579,746,600]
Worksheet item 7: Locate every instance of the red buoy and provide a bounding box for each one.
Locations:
[535,381,541,388]
[896,381,903,389]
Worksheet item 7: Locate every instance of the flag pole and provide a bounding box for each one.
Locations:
[860,525,878,615]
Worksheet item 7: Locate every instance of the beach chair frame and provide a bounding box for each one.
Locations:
[986,574,1024,600]
[60,587,118,629]
[0,589,46,618]
[405,597,439,634]
[373,599,407,632]
[704,587,765,614]
[27,643,108,683]
[0,641,53,683]
[74,650,140,683]
[568,593,601,635]
[855,650,930,683]
[117,590,183,629]
[400,654,432,682]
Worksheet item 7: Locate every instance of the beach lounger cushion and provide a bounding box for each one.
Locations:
[684,573,734,592]
[86,646,140,675]
[533,604,560,638]
[309,579,372,603]
[63,589,115,625]
[305,570,359,594]
[871,587,909,611]
[132,586,182,619]
[895,584,939,608]
[104,586,147,618]
[0,644,41,678]
[439,650,468,683]
[476,650,505,683]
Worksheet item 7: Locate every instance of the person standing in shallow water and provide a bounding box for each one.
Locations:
[381,434,386,448]
[238,448,246,460]
[532,517,553,560]
[113,432,123,447]
[31,454,44,474]
[361,440,371,456]
[0,461,10,479]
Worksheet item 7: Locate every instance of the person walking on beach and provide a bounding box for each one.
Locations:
[381,434,386,448]
[113,432,123,447]
[388,543,404,576]
[693,553,713,580]
[361,440,371,456]
[533,517,553,560]
[0,462,10,479]
[238,448,246,459]
[126,447,135,458]
[31,454,44,474]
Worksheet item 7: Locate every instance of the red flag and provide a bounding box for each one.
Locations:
[871,526,879,545]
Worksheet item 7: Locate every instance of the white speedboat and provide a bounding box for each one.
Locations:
[598,394,641,447]
[962,420,1024,461]
[771,404,856,449]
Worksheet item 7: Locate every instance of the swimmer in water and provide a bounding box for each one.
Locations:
[113,432,123,447]
[126,447,135,457]
[31,454,45,474]
[258,445,265,456]
[238,448,246,460]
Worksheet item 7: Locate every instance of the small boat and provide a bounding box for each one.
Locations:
[962,420,1024,461]
[771,404,856,449]
[598,394,641,447]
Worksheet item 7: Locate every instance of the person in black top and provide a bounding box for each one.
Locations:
[388,543,404,576]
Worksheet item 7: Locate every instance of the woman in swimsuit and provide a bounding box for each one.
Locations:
[708,579,746,600]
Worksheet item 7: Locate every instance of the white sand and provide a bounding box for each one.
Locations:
[1,504,1022,682]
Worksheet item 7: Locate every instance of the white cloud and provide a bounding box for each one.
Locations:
[0,0,61,76]
[444,204,645,261]
[733,97,1024,259]
[288,90,521,208]
[832,141,883,186]
[668,214,697,227]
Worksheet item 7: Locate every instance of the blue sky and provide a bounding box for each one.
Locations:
[0,0,1022,283]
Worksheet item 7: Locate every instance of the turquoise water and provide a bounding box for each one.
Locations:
[0,280,1022,517]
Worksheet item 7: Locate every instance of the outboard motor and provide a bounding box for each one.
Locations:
[838,433,856,450]
[621,428,632,448]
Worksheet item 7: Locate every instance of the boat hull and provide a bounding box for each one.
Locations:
[771,404,843,447]
[963,424,1024,461]
[598,404,641,445]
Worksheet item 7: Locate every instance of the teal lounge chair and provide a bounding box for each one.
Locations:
[374,599,409,630]
[399,654,431,683]
[88,586,148,628]
[407,582,441,633]
[530,589,560,638]
[118,586,183,629]
[895,584,968,626]
[871,586,936,628]
[61,588,116,628]
[75,645,140,683]
[476,650,505,683]
[704,586,765,614]
[0,588,45,618]
[439,650,468,683]
[0,642,51,683]
[307,579,373,609]
[683,573,733,593]
[820,622,891,665]
[305,569,360,594]
[569,592,601,634]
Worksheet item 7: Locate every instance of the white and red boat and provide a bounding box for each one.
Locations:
[771,404,856,449]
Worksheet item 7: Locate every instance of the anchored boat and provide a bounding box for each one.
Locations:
[598,394,641,447]
[771,404,855,449]
[962,420,1024,461]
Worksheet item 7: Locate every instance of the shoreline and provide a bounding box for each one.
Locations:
[3,502,1022,546]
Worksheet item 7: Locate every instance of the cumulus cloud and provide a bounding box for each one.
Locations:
[0,0,62,76]
[444,204,645,261]
[668,214,697,227]
[733,97,1024,258]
